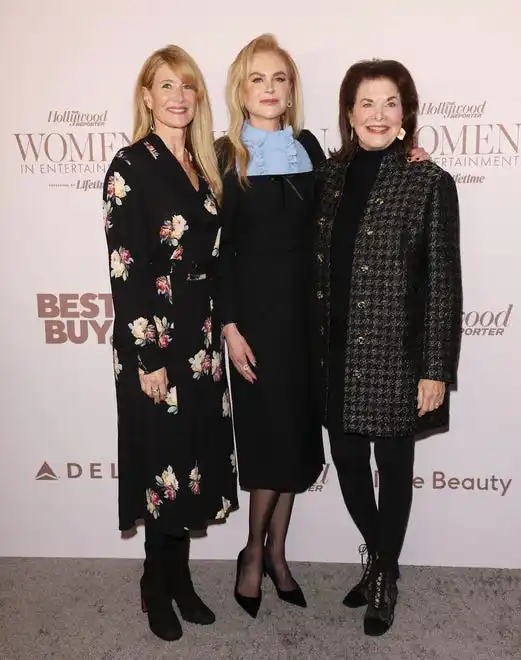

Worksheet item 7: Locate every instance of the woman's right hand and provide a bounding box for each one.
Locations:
[223,323,257,383]
[138,366,168,404]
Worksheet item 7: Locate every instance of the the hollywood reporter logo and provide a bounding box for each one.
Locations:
[37,293,113,344]
[461,304,513,336]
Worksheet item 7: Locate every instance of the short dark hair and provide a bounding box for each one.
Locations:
[331,59,419,162]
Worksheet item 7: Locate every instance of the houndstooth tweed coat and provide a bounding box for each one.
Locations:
[312,148,463,437]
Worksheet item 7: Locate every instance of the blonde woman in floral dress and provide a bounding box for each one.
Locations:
[103,45,237,642]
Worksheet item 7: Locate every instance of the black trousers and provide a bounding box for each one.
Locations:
[328,429,415,571]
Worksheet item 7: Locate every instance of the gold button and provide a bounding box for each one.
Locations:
[376,198,384,204]
[317,253,324,263]
[317,290,324,299]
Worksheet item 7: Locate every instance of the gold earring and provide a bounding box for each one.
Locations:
[350,126,354,140]
[397,127,406,140]
[287,99,292,108]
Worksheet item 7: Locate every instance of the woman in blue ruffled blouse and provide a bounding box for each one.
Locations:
[216,34,326,618]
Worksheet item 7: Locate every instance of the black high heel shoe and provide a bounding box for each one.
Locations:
[263,551,307,608]
[234,549,262,618]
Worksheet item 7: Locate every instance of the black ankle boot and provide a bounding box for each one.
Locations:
[140,564,183,641]
[363,567,398,636]
[167,534,215,625]
[343,544,376,608]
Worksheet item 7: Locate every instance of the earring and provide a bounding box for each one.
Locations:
[287,99,293,108]
[397,127,406,140]
[350,126,354,140]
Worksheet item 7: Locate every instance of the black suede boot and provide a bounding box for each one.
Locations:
[166,533,215,625]
[343,544,377,608]
[363,566,398,636]
[140,537,183,641]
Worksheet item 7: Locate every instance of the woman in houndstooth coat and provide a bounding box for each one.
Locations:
[312,59,462,636]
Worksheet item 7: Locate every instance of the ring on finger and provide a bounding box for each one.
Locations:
[242,364,250,371]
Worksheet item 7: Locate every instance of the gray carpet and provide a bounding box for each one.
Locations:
[1,558,520,660]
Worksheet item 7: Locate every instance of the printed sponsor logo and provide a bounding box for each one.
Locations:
[36,293,113,344]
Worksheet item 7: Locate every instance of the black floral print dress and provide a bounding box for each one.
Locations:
[103,132,238,534]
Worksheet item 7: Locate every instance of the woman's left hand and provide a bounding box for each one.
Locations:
[417,379,446,417]
[408,146,430,162]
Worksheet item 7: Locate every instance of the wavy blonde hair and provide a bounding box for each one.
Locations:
[219,34,305,186]
[133,45,222,201]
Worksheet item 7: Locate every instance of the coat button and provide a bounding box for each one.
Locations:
[366,229,374,236]
[320,358,325,367]
[376,198,384,204]
[318,216,326,225]
[357,301,366,309]
[360,264,369,272]
[357,336,365,344]
[317,253,324,263]
[353,369,361,378]
[317,290,324,299]
[319,325,325,335]
[334,190,340,198]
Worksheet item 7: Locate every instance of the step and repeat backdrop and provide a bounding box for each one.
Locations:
[1,0,519,568]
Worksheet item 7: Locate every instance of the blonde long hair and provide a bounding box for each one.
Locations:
[133,45,222,201]
[220,34,305,186]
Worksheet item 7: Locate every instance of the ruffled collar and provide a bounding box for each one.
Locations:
[241,121,294,145]
[241,122,299,175]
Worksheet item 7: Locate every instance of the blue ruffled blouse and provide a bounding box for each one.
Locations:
[241,122,313,176]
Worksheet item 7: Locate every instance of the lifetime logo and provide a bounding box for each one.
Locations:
[35,461,118,480]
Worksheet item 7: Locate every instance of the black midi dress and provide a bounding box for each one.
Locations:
[103,133,238,534]
[217,130,325,493]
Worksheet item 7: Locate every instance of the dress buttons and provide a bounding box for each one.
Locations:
[320,358,325,367]
[357,336,365,345]
[360,264,369,272]
[317,253,324,263]
[353,369,361,378]
[376,198,384,204]
[318,216,326,225]
[317,290,324,299]
[319,325,325,335]
[334,190,340,198]
[366,229,374,236]
[357,301,366,309]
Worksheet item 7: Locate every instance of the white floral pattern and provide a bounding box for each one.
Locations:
[156,465,179,501]
[110,247,133,280]
[165,386,178,414]
[128,317,156,346]
[222,389,231,417]
[113,348,122,381]
[189,349,212,379]
[189,465,201,495]
[212,351,223,382]
[160,214,189,248]
[204,194,217,215]
[106,171,130,206]
[154,315,173,349]
[146,488,162,519]
[215,497,232,520]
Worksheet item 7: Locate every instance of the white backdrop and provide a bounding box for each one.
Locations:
[1,0,519,568]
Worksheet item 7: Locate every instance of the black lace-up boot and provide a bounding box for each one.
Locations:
[343,544,377,608]
[363,565,399,636]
